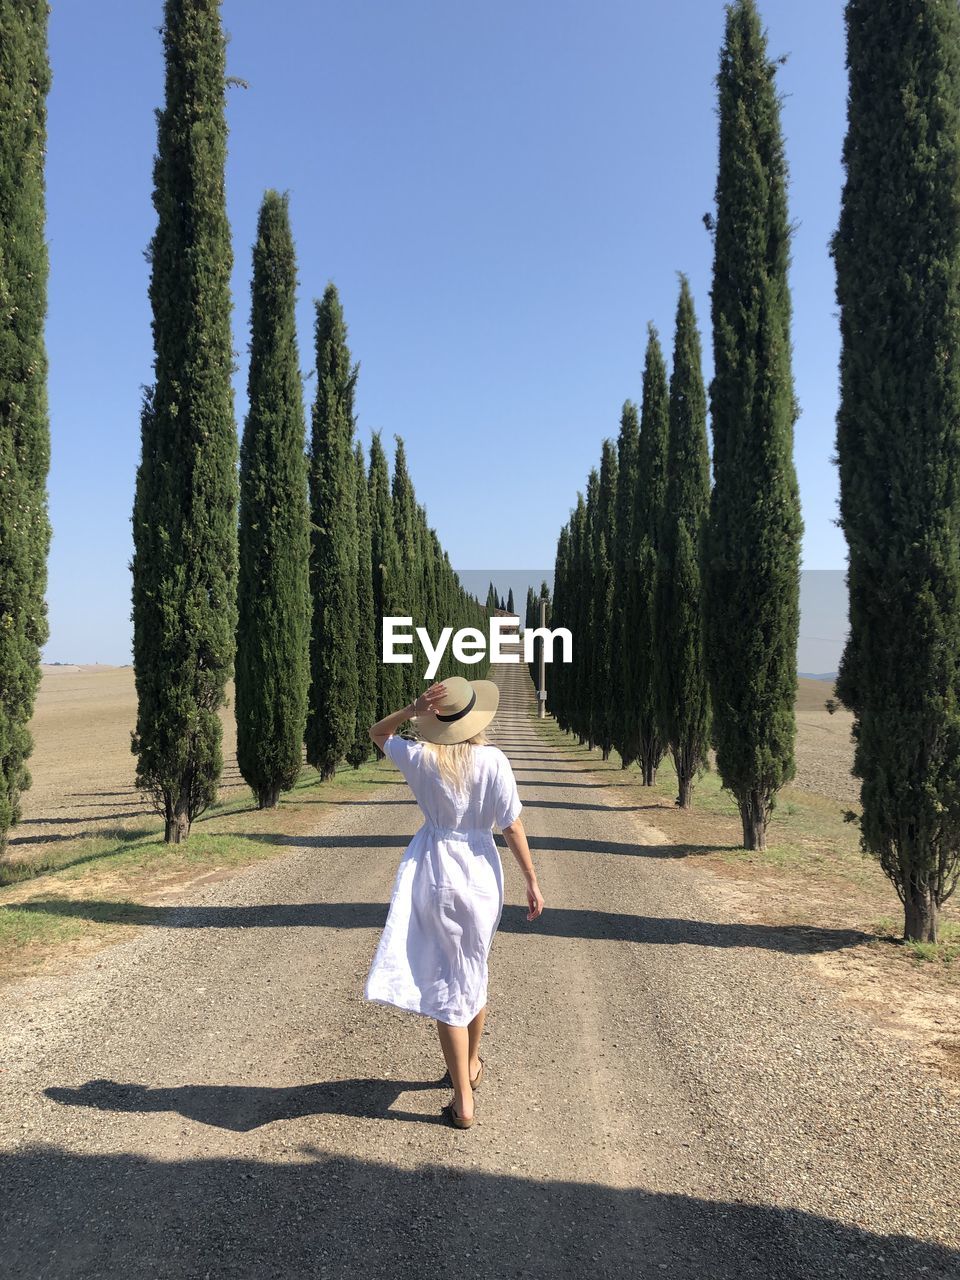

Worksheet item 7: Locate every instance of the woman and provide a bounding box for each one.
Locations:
[364,674,544,1130]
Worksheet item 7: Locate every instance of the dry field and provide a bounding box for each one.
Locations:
[10,663,249,846]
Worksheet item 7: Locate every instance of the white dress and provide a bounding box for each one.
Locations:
[364,734,523,1027]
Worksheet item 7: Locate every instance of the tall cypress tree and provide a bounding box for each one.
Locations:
[305,284,359,780]
[0,0,52,850]
[347,440,377,767]
[576,481,596,744]
[131,0,237,843]
[524,585,537,686]
[419,505,439,642]
[236,191,311,808]
[552,526,571,729]
[635,326,671,786]
[704,0,803,850]
[507,587,515,615]
[368,431,404,719]
[485,582,499,614]
[391,436,420,706]
[830,0,960,941]
[591,440,618,758]
[611,402,640,768]
[653,277,711,808]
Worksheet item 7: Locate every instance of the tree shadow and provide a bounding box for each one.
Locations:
[7,899,871,954]
[2,1146,955,1278]
[67,790,145,799]
[518,799,669,813]
[510,765,619,773]
[6,816,154,847]
[299,798,419,807]
[508,778,634,789]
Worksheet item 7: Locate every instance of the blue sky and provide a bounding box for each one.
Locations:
[43,0,848,664]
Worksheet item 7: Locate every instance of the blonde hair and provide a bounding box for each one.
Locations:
[420,731,488,796]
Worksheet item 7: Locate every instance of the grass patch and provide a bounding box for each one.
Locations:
[529,706,959,963]
[903,921,960,965]
[0,755,387,889]
[531,710,863,866]
[0,752,396,979]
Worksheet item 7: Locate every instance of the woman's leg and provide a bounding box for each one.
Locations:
[467,1004,486,1077]
[436,1019,474,1120]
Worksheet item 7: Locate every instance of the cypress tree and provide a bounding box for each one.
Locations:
[704,0,803,851]
[830,0,960,941]
[573,483,594,744]
[419,506,439,641]
[653,277,711,808]
[0,0,52,850]
[236,191,311,808]
[130,0,237,843]
[611,402,640,768]
[507,587,515,615]
[391,436,420,706]
[485,582,499,614]
[524,586,537,686]
[368,431,404,719]
[347,440,377,767]
[305,284,359,780]
[635,326,671,786]
[591,440,618,758]
[552,526,572,729]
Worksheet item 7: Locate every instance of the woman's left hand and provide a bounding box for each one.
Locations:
[413,682,447,717]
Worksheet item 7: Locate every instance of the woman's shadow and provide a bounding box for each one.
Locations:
[46,1075,449,1131]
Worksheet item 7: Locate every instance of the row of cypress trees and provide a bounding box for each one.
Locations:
[130,0,486,841]
[550,0,960,943]
[551,2,802,864]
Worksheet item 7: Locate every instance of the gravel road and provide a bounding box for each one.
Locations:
[1,660,958,1279]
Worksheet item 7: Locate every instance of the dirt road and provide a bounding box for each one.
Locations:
[2,660,958,1278]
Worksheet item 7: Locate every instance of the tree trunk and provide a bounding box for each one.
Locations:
[904,885,939,943]
[320,761,336,782]
[164,806,190,843]
[677,772,692,809]
[258,783,281,809]
[740,790,767,850]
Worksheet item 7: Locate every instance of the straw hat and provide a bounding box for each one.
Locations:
[413,674,500,745]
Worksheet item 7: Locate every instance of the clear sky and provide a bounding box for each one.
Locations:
[43,0,848,665]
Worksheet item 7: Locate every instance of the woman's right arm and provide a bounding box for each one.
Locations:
[501,817,544,921]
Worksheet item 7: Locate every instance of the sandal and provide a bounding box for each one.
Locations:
[441,1099,474,1130]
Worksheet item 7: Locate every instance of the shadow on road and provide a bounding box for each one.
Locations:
[7,899,872,953]
[46,1076,446,1131]
[2,1145,956,1279]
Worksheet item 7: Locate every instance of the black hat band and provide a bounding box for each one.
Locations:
[435,689,477,722]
